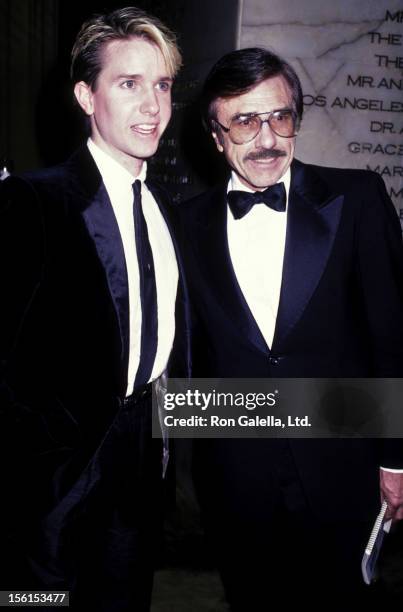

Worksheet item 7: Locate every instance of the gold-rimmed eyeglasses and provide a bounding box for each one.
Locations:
[213,108,300,144]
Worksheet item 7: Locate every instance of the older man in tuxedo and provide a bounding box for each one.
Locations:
[179,48,403,610]
[0,7,189,611]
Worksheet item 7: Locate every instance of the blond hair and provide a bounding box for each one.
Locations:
[71,6,182,88]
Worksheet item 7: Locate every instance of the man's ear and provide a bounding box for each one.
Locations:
[211,130,224,153]
[74,81,94,116]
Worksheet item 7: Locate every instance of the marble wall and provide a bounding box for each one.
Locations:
[240,0,403,223]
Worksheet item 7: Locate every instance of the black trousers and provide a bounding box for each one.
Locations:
[193,439,387,612]
[73,388,164,611]
[1,387,163,612]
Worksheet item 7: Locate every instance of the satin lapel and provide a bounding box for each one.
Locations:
[273,160,344,349]
[197,184,269,355]
[67,148,129,386]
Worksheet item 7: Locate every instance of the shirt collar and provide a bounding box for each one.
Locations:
[87,138,147,189]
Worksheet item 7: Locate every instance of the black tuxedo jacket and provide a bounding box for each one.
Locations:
[0,146,190,587]
[178,159,403,520]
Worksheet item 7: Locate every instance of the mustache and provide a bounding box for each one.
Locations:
[245,148,286,161]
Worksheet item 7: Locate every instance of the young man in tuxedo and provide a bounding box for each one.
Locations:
[0,7,188,611]
[179,47,403,610]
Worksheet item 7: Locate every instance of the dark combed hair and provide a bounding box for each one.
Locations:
[201,47,303,129]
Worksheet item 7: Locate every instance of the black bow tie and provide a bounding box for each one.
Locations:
[227,182,286,219]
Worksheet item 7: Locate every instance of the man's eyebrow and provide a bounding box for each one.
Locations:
[115,74,173,82]
[231,111,256,120]
[155,76,174,83]
[115,73,141,80]
[231,107,292,119]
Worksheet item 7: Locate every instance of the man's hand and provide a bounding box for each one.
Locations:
[380,469,403,520]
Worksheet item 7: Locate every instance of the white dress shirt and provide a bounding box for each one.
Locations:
[227,168,290,349]
[87,139,178,396]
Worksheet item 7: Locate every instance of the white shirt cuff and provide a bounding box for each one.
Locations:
[380,467,403,473]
